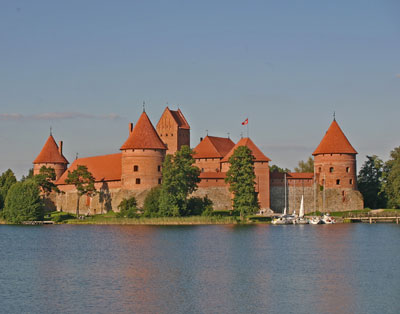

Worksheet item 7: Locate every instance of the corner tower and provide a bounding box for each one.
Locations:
[156,107,190,155]
[33,134,69,180]
[313,119,358,190]
[120,111,167,190]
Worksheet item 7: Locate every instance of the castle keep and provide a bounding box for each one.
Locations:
[33,107,363,214]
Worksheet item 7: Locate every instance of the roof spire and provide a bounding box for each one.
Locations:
[142,101,146,113]
[333,111,336,121]
[50,126,52,136]
[206,129,208,136]
[75,152,79,160]
[227,132,230,139]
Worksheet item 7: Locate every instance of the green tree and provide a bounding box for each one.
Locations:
[159,146,201,216]
[294,156,314,173]
[143,186,162,217]
[116,196,138,218]
[34,166,60,197]
[358,155,386,209]
[21,168,34,182]
[0,169,17,210]
[270,164,291,173]
[3,180,44,223]
[65,165,96,216]
[225,146,259,218]
[382,147,400,209]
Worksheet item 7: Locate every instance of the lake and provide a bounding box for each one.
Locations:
[0,224,399,314]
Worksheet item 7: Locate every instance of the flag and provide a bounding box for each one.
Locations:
[242,118,248,125]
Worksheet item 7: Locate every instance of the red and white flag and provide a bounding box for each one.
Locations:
[242,118,248,125]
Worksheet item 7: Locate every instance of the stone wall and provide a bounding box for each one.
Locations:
[192,186,232,210]
[270,184,364,214]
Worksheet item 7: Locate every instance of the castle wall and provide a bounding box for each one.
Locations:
[255,162,270,209]
[192,186,232,210]
[195,158,222,173]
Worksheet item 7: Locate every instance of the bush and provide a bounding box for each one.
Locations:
[116,197,139,218]
[53,212,75,223]
[209,210,240,217]
[187,196,213,216]
[3,180,44,223]
[143,187,162,217]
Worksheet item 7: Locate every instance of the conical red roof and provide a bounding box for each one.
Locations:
[120,111,167,150]
[194,136,235,159]
[33,135,69,164]
[222,137,271,162]
[313,119,357,155]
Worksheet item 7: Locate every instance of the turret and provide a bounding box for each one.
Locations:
[33,134,69,180]
[156,107,190,155]
[313,119,358,190]
[120,111,167,190]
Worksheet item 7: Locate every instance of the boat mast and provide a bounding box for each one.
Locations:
[284,172,287,213]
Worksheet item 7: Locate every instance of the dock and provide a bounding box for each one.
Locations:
[347,216,399,224]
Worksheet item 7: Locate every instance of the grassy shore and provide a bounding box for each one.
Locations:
[49,211,240,225]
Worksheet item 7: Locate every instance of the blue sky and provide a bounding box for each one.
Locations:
[1,0,399,178]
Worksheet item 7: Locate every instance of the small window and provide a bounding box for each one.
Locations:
[342,191,345,196]
[158,178,162,184]
[136,178,141,184]
[318,167,322,172]
[330,167,334,173]
[350,179,353,184]
[201,168,204,172]
[336,179,340,185]
[346,167,350,173]
[133,165,139,172]
[166,134,168,136]
[171,133,173,136]
[158,165,161,172]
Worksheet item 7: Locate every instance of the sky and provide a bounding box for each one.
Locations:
[1,0,399,178]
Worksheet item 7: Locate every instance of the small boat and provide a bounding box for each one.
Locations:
[322,213,336,224]
[309,216,322,224]
[294,195,309,224]
[271,216,291,225]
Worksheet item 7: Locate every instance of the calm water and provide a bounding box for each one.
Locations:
[0,224,399,314]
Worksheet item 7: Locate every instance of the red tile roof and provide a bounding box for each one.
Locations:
[120,111,167,150]
[222,137,271,162]
[313,119,357,155]
[33,135,69,164]
[57,153,121,184]
[288,172,314,179]
[170,108,190,130]
[194,136,235,159]
[199,172,227,179]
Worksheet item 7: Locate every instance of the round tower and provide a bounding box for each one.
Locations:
[33,134,69,180]
[313,119,357,190]
[120,111,167,190]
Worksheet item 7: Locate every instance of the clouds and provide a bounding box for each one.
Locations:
[0,112,121,121]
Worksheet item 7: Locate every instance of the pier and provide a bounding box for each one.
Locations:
[347,216,399,224]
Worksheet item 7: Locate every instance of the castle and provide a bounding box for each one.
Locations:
[33,107,363,214]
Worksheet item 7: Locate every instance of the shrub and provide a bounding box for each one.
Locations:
[3,180,44,223]
[187,196,213,216]
[116,197,139,218]
[143,187,162,217]
[209,210,240,217]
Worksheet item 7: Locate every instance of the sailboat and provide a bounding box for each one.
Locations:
[272,173,292,225]
[295,195,309,224]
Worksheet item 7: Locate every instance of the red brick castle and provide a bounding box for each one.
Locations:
[33,107,363,214]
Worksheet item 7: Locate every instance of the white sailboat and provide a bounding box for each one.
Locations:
[295,195,309,224]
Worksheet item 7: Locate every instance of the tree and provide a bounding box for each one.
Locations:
[158,145,201,216]
[3,180,44,223]
[294,157,314,173]
[0,169,17,210]
[358,155,386,209]
[34,166,60,197]
[65,165,96,216]
[382,147,400,209]
[270,164,291,173]
[143,187,162,217]
[225,146,259,218]
[116,196,138,218]
[21,168,34,182]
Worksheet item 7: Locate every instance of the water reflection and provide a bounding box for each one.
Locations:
[0,224,399,314]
